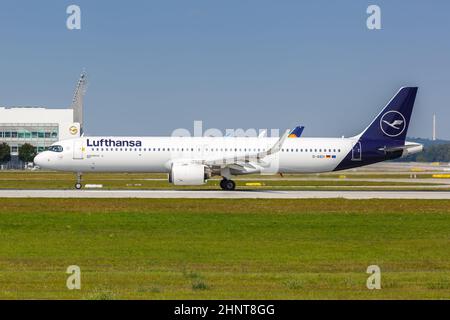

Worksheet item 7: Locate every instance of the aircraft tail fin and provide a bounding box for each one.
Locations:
[288,126,305,138]
[358,87,418,145]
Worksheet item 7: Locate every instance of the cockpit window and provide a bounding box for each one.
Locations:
[48,145,63,152]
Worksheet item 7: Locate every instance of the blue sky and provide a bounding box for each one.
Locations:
[0,0,449,138]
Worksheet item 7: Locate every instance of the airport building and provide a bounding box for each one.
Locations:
[0,106,78,151]
[0,73,86,169]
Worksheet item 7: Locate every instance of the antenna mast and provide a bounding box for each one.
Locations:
[432,114,436,141]
[71,71,88,134]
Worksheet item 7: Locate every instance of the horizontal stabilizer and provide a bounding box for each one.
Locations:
[378,142,423,156]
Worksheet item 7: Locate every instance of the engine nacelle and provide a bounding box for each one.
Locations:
[168,163,208,185]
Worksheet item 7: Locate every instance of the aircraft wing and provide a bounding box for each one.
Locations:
[192,129,290,169]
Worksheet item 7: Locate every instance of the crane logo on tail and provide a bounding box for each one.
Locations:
[380,111,406,137]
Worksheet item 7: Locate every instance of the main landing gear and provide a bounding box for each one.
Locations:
[220,178,236,191]
[75,172,83,190]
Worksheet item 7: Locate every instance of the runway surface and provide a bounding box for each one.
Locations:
[1,189,450,199]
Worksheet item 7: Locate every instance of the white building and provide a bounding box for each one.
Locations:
[0,73,86,168]
[0,107,80,154]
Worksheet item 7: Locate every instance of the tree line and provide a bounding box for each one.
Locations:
[405,143,450,162]
[0,143,37,164]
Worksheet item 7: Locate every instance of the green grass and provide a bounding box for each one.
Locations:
[0,198,449,299]
[0,171,444,190]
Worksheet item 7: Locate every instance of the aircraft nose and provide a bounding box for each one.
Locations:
[34,153,48,168]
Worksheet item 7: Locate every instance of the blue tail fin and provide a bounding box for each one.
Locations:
[288,126,305,138]
[359,87,418,144]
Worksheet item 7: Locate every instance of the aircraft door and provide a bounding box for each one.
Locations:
[351,141,362,161]
[73,140,84,160]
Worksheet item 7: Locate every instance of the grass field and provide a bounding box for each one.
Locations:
[0,171,446,190]
[0,198,449,299]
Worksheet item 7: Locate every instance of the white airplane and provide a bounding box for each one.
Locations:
[34,87,423,190]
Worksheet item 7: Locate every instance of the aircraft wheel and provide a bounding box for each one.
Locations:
[75,172,83,190]
[222,179,236,191]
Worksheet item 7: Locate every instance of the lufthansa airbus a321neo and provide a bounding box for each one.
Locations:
[34,87,423,190]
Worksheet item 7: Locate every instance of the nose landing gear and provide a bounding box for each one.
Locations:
[220,178,236,191]
[75,172,83,190]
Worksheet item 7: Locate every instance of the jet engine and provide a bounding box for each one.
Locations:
[168,163,209,185]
